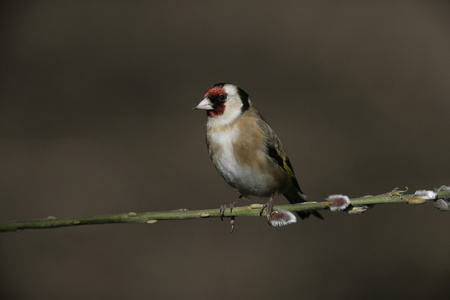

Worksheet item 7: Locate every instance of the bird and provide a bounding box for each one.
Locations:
[194,83,322,221]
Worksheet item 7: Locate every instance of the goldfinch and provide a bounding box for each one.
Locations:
[194,83,322,221]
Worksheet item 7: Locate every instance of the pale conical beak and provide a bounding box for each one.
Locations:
[193,98,213,110]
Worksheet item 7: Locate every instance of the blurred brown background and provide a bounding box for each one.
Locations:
[1,1,449,299]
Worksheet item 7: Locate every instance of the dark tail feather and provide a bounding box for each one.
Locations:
[283,187,323,220]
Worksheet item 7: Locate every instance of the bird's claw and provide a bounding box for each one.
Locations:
[219,204,230,221]
[219,205,236,233]
[220,196,243,232]
[220,196,242,221]
[260,196,274,220]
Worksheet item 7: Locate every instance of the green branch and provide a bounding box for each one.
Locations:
[1,187,449,232]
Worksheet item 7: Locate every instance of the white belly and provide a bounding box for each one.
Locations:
[208,126,274,197]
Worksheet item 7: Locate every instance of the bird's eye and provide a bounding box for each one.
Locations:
[219,94,227,101]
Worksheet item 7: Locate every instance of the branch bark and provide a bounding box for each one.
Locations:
[1,187,449,232]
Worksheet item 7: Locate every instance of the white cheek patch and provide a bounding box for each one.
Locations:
[206,96,242,127]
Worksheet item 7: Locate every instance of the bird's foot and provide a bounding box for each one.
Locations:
[260,195,274,220]
[219,205,236,233]
[219,204,231,221]
[220,195,243,221]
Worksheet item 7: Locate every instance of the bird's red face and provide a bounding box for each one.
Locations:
[194,86,228,118]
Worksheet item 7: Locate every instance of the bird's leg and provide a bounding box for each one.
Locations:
[260,193,275,220]
[220,195,243,221]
